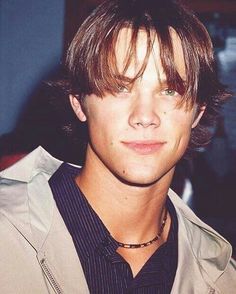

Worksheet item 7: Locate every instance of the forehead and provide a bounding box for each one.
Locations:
[115,27,186,80]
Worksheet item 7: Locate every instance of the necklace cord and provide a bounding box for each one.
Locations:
[116,208,168,249]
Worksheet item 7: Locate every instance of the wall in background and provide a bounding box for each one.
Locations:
[0,0,65,135]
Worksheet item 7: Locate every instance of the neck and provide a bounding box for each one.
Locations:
[75,148,175,244]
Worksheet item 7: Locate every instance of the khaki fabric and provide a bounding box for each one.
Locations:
[0,147,235,293]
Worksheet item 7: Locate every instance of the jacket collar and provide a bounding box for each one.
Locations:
[0,146,62,183]
[0,147,62,250]
[168,189,232,284]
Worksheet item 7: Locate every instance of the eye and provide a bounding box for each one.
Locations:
[161,89,178,96]
[117,85,130,93]
[161,89,182,97]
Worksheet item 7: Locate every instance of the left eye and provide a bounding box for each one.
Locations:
[117,86,130,93]
[162,89,178,96]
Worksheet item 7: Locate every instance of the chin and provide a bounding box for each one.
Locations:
[115,168,168,187]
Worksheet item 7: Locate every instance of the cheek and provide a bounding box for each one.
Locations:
[168,112,194,146]
[87,112,117,149]
[169,109,195,130]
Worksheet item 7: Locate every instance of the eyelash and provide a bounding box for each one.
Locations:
[161,89,179,97]
[117,86,130,93]
[115,87,180,98]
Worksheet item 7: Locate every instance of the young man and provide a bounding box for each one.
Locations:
[0,0,235,293]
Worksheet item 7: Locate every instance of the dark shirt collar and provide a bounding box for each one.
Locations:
[49,162,119,259]
[49,162,177,262]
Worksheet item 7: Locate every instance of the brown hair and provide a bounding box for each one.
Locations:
[64,0,229,150]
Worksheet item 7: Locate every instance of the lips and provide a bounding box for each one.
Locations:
[121,140,166,155]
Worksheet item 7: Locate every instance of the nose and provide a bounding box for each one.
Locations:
[128,96,161,129]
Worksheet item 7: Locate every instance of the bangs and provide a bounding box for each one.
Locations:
[67,0,215,109]
[90,23,154,96]
[83,24,196,107]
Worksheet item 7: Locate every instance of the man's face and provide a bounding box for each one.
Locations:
[71,29,204,186]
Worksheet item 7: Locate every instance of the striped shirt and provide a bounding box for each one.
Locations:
[49,162,178,293]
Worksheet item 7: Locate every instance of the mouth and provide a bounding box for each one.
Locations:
[121,140,166,155]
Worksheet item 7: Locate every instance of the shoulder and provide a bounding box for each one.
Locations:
[0,146,62,183]
[0,147,63,231]
[0,147,65,250]
[0,146,62,215]
[168,189,236,291]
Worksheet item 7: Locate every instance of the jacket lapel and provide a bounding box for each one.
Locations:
[169,189,232,293]
[0,147,90,293]
[0,147,62,251]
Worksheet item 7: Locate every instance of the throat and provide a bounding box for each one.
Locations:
[115,207,168,249]
[117,237,165,277]
[115,210,171,277]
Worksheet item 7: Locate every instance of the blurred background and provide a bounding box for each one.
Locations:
[0,0,236,255]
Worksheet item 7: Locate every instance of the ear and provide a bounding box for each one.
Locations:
[191,104,206,129]
[69,95,87,122]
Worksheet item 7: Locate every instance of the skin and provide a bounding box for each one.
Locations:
[70,28,205,276]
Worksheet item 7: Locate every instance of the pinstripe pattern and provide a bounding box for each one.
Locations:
[49,163,178,293]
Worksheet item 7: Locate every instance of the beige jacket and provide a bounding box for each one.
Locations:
[0,147,235,294]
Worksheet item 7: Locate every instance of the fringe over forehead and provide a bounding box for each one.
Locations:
[66,0,219,108]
